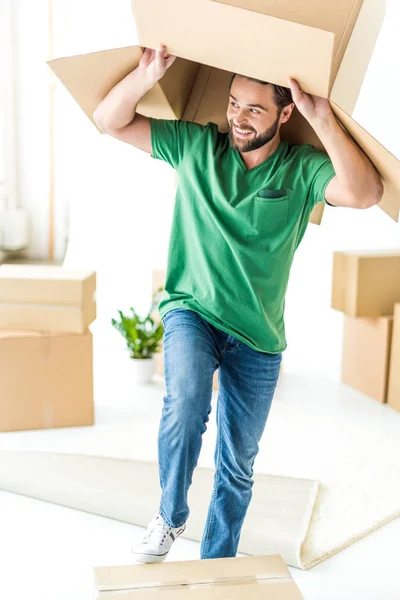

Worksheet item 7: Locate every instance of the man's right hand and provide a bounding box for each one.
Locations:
[93,44,176,150]
[138,45,177,87]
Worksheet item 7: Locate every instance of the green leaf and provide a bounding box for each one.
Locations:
[111,293,165,358]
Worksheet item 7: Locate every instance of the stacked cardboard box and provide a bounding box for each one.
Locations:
[332,251,400,407]
[0,264,96,431]
[387,303,400,412]
[150,269,168,381]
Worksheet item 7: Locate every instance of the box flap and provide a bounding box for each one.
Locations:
[214,0,364,90]
[182,65,231,131]
[48,47,198,128]
[331,101,400,222]
[131,0,334,97]
[95,555,290,592]
[330,0,385,115]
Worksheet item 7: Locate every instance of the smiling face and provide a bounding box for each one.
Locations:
[227,75,293,153]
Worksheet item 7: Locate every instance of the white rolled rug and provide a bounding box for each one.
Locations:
[0,449,317,569]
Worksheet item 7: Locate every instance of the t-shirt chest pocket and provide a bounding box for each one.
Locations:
[253,189,290,233]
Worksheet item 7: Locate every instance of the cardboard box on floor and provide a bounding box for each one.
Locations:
[0,329,94,432]
[387,303,400,412]
[47,0,400,226]
[94,555,304,600]
[332,251,400,318]
[341,314,393,403]
[0,264,96,333]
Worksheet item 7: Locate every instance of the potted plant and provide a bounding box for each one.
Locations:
[111,287,164,384]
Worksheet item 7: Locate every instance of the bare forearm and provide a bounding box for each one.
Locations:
[311,112,383,204]
[93,68,153,131]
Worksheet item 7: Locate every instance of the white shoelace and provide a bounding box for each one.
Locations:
[143,516,172,545]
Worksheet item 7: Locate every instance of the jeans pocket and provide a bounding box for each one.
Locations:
[161,308,187,327]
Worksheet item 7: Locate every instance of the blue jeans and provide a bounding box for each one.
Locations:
[158,308,282,559]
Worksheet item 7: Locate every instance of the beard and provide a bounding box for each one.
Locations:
[228,111,281,153]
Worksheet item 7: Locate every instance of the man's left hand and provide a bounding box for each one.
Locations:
[288,78,333,125]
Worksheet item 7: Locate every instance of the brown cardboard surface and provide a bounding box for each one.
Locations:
[48,48,199,129]
[132,0,334,97]
[0,264,96,333]
[331,251,347,312]
[151,268,166,379]
[332,251,400,318]
[387,304,400,412]
[151,269,166,325]
[97,580,303,599]
[329,0,385,114]
[330,103,400,221]
[95,555,303,599]
[0,330,94,432]
[0,264,96,306]
[341,315,393,403]
[0,300,96,333]
[214,0,364,89]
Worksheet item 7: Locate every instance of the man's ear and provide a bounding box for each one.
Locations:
[280,103,295,124]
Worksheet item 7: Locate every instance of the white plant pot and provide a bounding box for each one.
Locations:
[132,357,156,384]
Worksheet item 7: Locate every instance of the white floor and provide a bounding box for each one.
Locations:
[0,487,399,600]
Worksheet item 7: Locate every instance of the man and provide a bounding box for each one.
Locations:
[93,45,383,563]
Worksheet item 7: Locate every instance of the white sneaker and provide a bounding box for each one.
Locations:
[132,513,186,563]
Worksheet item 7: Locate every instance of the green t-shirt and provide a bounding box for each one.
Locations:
[149,118,335,353]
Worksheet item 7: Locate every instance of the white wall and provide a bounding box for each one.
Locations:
[11,0,137,259]
[14,0,400,382]
[12,0,51,257]
[352,0,400,159]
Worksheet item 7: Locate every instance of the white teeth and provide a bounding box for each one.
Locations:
[235,127,252,134]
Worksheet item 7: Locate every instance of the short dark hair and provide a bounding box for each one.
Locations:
[230,73,293,112]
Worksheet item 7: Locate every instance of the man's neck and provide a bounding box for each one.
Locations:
[240,135,281,170]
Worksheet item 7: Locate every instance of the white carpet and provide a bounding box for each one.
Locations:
[261,388,400,568]
[0,370,399,569]
[0,450,318,569]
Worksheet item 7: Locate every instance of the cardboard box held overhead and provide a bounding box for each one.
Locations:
[48,0,400,226]
[0,264,96,333]
[94,555,304,600]
[331,250,400,318]
[0,330,94,432]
